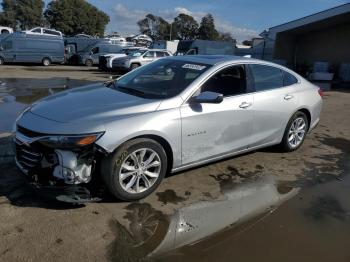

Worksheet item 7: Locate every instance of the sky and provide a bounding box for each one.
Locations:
[35,0,350,41]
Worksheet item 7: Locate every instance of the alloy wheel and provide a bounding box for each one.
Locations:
[288,117,306,148]
[118,148,161,194]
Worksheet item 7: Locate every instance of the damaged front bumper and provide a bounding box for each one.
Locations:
[14,126,106,203]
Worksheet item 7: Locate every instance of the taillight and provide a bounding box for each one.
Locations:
[317,87,324,98]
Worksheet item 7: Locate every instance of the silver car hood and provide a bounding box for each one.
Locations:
[30,83,161,123]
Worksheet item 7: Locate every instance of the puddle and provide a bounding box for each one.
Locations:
[154,137,350,262]
[0,78,99,132]
[104,175,298,261]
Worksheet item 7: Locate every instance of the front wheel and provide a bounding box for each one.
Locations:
[101,138,167,201]
[280,111,309,152]
[42,57,51,66]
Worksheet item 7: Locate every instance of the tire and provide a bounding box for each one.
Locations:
[85,59,93,67]
[0,57,4,65]
[101,138,167,201]
[42,57,51,66]
[280,111,309,152]
[130,63,140,70]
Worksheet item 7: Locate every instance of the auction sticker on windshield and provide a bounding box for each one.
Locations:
[182,64,207,70]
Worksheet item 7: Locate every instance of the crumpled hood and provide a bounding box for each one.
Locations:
[30,83,161,123]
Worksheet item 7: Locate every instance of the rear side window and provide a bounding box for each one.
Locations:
[44,29,61,36]
[249,64,283,91]
[283,71,298,86]
[156,51,165,57]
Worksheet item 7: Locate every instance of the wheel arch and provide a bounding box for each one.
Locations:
[296,108,311,131]
[104,133,174,174]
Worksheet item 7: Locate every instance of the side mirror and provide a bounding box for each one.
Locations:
[192,91,223,104]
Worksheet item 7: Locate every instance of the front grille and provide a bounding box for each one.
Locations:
[17,125,47,138]
[15,138,42,171]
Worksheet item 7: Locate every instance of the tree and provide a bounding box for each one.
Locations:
[0,0,17,28]
[45,0,110,36]
[242,40,252,46]
[172,13,199,40]
[137,14,170,40]
[16,0,44,30]
[198,14,219,40]
[218,32,235,42]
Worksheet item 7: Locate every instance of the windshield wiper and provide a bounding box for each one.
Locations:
[117,85,147,97]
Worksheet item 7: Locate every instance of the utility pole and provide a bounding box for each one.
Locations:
[169,23,172,41]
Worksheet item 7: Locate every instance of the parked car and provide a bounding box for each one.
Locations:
[112,49,172,71]
[0,26,13,34]
[14,56,322,202]
[130,34,153,47]
[176,40,235,55]
[78,43,133,66]
[25,27,63,37]
[98,47,148,71]
[0,32,65,66]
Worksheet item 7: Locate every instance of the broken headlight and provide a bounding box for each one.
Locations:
[38,132,104,149]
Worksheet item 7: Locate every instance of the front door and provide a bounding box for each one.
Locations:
[180,64,254,165]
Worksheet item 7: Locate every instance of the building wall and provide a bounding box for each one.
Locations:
[296,22,350,67]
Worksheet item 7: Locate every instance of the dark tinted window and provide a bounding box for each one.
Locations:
[44,29,61,36]
[249,64,283,91]
[201,65,247,97]
[32,28,41,33]
[283,71,298,86]
[156,51,165,57]
[91,47,99,54]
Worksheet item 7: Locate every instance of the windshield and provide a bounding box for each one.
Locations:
[113,59,212,99]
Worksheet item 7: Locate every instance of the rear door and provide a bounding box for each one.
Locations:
[180,64,254,165]
[248,64,300,147]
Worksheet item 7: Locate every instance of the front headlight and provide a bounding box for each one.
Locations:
[38,132,105,149]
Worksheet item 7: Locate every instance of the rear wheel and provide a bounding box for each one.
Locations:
[42,57,51,66]
[101,138,167,201]
[85,59,93,67]
[280,111,309,152]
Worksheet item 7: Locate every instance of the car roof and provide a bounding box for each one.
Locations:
[168,55,255,65]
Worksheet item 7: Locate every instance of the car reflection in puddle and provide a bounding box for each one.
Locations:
[107,175,298,261]
[0,78,98,132]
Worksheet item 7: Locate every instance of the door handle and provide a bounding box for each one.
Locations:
[239,102,252,109]
[284,94,294,100]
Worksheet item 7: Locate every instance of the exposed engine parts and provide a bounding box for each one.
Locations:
[53,150,93,184]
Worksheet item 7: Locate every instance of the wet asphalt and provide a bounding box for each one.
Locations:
[0,65,349,262]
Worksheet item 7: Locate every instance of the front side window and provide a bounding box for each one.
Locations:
[200,65,247,97]
[249,64,283,91]
[91,47,99,54]
[114,59,212,98]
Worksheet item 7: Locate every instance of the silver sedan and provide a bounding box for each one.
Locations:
[14,56,323,201]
